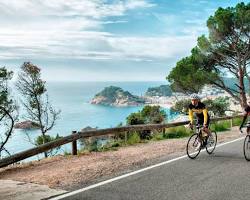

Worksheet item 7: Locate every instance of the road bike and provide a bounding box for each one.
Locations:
[186,124,217,159]
[241,126,250,161]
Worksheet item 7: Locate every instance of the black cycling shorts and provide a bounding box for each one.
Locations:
[197,116,210,128]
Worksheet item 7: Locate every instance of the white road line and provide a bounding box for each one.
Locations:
[51,136,244,200]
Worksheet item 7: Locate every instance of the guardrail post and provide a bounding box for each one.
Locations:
[125,132,127,143]
[230,119,233,128]
[72,131,77,155]
[163,128,166,137]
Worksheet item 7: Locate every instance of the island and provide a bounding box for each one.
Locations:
[14,120,40,129]
[145,85,172,97]
[91,86,145,106]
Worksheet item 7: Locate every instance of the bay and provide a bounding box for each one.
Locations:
[2,81,178,159]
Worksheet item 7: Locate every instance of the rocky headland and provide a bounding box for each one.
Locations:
[91,86,145,106]
[14,121,40,129]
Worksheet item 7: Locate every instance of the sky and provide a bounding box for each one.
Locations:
[0,0,248,82]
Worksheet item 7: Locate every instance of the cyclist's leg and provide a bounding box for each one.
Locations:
[203,116,211,136]
[247,123,250,135]
[197,118,206,147]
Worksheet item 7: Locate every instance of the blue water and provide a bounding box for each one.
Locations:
[2,81,178,158]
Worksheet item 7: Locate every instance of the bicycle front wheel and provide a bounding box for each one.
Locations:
[206,131,217,154]
[186,133,201,159]
[243,135,250,161]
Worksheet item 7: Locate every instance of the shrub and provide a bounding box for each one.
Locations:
[232,117,242,126]
[35,134,62,156]
[165,126,192,138]
[127,132,141,145]
[210,121,230,132]
[152,133,164,141]
[126,112,145,125]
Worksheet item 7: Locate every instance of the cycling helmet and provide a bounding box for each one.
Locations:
[190,93,200,100]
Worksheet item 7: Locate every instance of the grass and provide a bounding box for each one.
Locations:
[164,126,192,139]
[232,116,242,126]
[210,120,231,132]
[127,132,141,145]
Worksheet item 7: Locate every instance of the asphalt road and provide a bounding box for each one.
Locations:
[57,138,250,200]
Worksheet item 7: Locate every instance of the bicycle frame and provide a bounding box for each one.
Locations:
[192,124,207,142]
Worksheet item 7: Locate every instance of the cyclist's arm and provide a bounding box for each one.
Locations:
[202,108,208,125]
[188,109,194,124]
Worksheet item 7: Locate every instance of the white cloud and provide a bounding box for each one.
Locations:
[0,0,154,18]
[0,30,196,61]
[0,1,198,63]
[107,36,196,59]
[0,0,160,61]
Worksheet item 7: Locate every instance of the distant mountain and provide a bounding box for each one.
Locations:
[145,85,172,97]
[91,86,145,106]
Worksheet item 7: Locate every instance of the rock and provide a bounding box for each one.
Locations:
[14,120,40,129]
[81,126,98,132]
[91,86,145,106]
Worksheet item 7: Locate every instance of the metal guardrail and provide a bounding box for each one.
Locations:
[0,115,242,168]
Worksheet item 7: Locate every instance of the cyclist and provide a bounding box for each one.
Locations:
[239,102,250,133]
[188,94,211,148]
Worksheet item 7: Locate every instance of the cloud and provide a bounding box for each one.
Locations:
[0,0,160,61]
[0,29,196,61]
[0,0,154,18]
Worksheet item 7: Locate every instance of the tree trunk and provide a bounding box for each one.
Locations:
[42,133,48,158]
[239,68,247,108]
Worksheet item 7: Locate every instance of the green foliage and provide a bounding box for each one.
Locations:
[210,121,230,132]
[80,137,99,152]
[167,51,217,94]
[171,99,190,114]
[166,2,250,106]
[232,116,242,126]
[126,112,145,125]
[127,132,141,145]
[0,67,14,110]
[141,105,167,124]
[63,151,72,156]
[89,140,99,152]
[127,105,167,126]
[203,97,230,116]
[165,126,192,139]
[171,97,230,116]
[35,134,62,156]
[145,85,172,97]
[151,133,164,141]
[126,106,166,139]
[0,67,17,157]
[16,62,61,158]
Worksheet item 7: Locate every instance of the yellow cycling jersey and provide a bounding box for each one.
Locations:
[188,102,208,124]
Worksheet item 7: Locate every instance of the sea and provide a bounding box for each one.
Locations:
[2,81,179,160]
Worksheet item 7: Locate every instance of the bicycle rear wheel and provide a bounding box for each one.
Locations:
[186,133,201,159]
[243,135,250,161]
[206,131,217,154]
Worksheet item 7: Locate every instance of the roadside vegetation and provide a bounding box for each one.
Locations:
[77,104,242,154]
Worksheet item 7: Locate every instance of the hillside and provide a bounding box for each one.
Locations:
[145,85,172,97]
[91,86,145,106]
